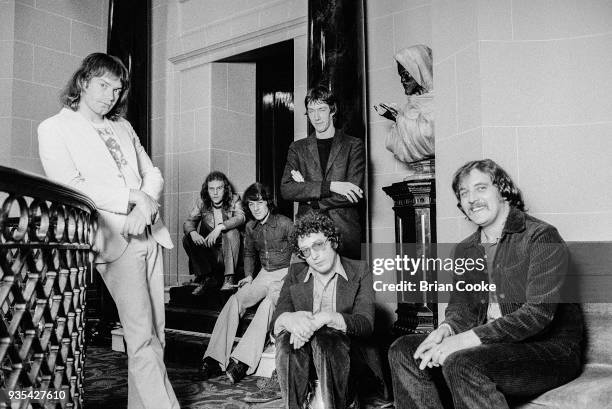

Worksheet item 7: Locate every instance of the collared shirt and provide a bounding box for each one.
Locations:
[243,213,293,276]
[304,255,347,312]
[482,241,502,322]
[303,255,347,331]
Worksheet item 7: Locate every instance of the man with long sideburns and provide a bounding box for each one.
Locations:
[272,212,375,408]
[200,183,293,384]
[388,159,583,409]
[38,53,179,408]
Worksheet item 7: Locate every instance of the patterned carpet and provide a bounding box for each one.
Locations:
[83,346,284,409]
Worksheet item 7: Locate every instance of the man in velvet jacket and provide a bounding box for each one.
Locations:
[272,212,374,409]
[280,86,365,259]
[388,159,583,409]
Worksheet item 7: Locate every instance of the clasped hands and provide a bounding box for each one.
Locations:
[413,327,481,370]
[284,311,331,350]
[122,189,160,237]
[290,170,363,203]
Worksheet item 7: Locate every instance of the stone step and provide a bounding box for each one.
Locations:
[112,284,263,368]
[165,304,256,335]
[253,344,276,378]
[166,284,257,335]
[168,284,229,310]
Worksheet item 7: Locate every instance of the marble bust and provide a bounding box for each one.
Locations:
[375,44,434,164]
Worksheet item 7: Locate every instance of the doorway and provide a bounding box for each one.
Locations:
[218,40,294,219]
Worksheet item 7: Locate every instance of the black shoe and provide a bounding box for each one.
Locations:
[244,369,282,403]
[199,357,222,380]
[226,359,248,384]
[220,275,237,291]
[192,277,217,296]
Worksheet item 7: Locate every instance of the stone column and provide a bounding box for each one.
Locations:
[308,0,366,140]
[107,0,151,151]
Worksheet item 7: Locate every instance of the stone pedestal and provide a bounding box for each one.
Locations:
[383,177,438,335]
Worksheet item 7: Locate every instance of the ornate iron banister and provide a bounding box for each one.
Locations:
[0,165,97,408]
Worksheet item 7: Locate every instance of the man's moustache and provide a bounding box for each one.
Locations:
[470,202,488,211]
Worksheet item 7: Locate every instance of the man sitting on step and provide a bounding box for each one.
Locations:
[200,182,294,384]
[272,211,375,408]
[183,171,245,294]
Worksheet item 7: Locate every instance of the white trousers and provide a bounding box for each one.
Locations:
[97,232,180,409]
[204,267,288,374]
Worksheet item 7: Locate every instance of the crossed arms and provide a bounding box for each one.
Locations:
[280,138,365,209]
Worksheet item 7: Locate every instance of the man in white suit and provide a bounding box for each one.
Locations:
[38,53,179,409]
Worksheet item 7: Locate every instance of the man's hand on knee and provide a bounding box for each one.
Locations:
[238,275,253,287]
[190,231,206,246]
[281,311,318,347]
[289,332,307,349]
[204,224,224,247]
[414,326,452,369]
[415,329,481,370]
[434,330,481,367]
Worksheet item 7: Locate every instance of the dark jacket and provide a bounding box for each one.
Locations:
[442,206,583,346]
[271,256,374,338]
[280,131,365,258]
[183,193,245,235]
[243,213,294,276]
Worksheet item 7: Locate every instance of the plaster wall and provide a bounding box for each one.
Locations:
[152,0,307,284]
[0,0,108,174]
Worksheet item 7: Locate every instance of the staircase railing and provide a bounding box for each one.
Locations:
[0,165,97,409]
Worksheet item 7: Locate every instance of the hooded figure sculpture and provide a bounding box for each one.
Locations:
[375,44,434,164]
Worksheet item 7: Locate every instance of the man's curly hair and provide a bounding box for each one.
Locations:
[290,211,340,253]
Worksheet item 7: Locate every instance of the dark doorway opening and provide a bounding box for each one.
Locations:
[219,40,294,219]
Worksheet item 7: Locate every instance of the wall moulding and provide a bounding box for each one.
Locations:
[169,16,307,69]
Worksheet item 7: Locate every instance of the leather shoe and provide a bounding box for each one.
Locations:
[192,277,217,295]
[226,359,248,384]
[199,357,222,380]
[220,275,237,291]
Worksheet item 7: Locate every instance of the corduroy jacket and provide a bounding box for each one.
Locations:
[442,206,583,346]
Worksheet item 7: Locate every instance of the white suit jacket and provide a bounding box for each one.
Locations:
[38,108,173,263]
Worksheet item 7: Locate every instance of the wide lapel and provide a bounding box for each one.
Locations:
[324,131,345,177]
[336,260,358,313]
[306,135,323,177]
[290,269,314,312]
[62,109,121,175]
